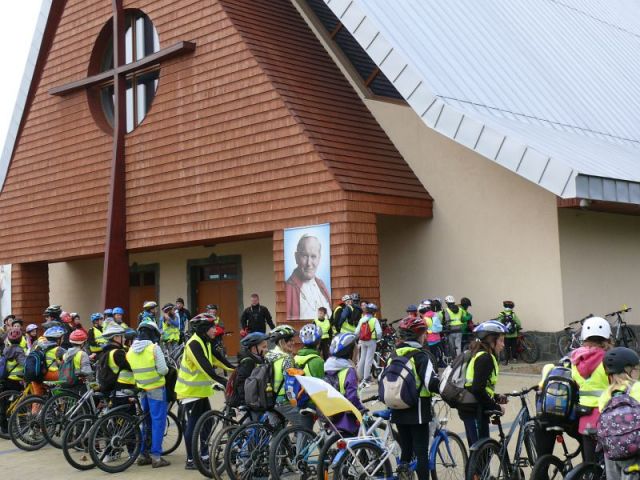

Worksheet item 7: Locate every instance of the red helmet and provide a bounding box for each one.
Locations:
[398,316,428,336]
[60,311,73,324]
[70,329,88,344]
[213,325,225,338]
[7,328,22,341]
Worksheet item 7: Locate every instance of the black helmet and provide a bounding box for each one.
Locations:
[603,347,640,375]
[460,297,472,309]
[240,332,269,348]
[44,305,62,317]
[205,304,218,311]
[162,303,175,313]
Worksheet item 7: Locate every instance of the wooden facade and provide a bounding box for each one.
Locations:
[0,0,432,324]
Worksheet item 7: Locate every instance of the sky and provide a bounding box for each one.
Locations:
[0,1,42,154]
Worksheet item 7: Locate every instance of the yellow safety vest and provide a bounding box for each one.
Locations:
[162,319,180,342]
[45,346,62,372]
[19,336,27,351]
[63,350,83,371]
[446,308,464,327]
[293,352,321,377]
[272,354,288,398]
[341,322,356,334]
[465,351,499,397]
[6,356,24,381]
[108,349,135,386]
[175,335,215,399]
[572,362,609,408]
[314,318,332,340]
[598,381,640,412]
[126,343,165,391]
[396,346,431,397]
[90,327,107,353]
[337,368,349,394]
[360,317,377,340]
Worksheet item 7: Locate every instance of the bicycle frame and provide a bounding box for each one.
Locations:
[429,420,459,471]
[493,392,535,477]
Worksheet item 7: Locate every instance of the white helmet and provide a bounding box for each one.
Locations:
[444,295,455,304]
[581,316,611,341]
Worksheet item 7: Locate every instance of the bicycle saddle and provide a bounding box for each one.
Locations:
[372,409,391,420]
[299,407,317,417]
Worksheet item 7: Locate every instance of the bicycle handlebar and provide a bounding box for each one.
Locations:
[570,313,593,325]
[605,307,632,317]
[362,395,379,403]
[503,385,539,397]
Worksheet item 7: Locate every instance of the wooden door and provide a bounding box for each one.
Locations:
[129,285,156,328]
[197,279,241,356]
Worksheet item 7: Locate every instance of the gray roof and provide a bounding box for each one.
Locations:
[323,0,640,203]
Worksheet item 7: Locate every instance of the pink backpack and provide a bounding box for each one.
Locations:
[597,384,640,460]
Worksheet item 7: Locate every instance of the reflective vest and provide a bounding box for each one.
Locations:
[396,346,432,397]
[572,362,609,408]
[45,346,62,372]
[162,319,180,342]
[116,321,129,330]
[341,322,356,334]
[63,350,83,371]
[314,318,331,340]
[175,335,214,399]
[272,354,288,397]
[361,317,378,341]
[6,356,24,381]
[90,327,107,353]
[293,352,322,377]
[446,308,464,328]
[19,336,27,351]
[337,368,349,394]
[108,349,135,386]
[465,351,499,397]
[598,381,640,412]
[126,343,165,391]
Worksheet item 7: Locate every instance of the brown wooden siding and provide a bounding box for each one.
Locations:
[0,0,430,265]
[11,263,50,326]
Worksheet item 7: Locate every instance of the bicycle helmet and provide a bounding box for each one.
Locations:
[329,332,357,358]
[603,347,640,375]
[7,328,22,342]
[26,323,38,333]
[44,305,62,317]
[205,304,218,311]
[405,304,418,313]
[143,301,158,311]
[44,326,65,339]
[112,307,125,315]
[190,313,215,326]
[42,319,62,329]
[3,314,15,322]
[102,323,126,339]
[341,294,351,302]
[581,316,611,341]
[103,308,113,316]
[366,303,378,312]
[162,303,175,313]
[90,312,104,323]
[350,293,360,302]
[299,323,322,346]
[473,320,508,340]
[241,331,270,348]
[69,329,88,344]
[70,312,80,320]
[60,311,72,324]
[10,317,23,326]
[271,325,296,342]
[398,316,428,338]
[444,295,455,305]
[503,300,515,309]
[460,297,472,309]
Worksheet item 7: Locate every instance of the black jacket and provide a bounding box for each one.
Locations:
[235,348,264,405]
[241,304,274,333]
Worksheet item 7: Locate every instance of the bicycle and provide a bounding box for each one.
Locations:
[370,330,396,380]
[530,424,581,480]
[7,380,60,451]
[557,314,592,356]
[606,306,639,351]
[514,332,541,364]
[465,386,539,480]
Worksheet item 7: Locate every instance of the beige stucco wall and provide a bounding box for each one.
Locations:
[559,209,640,326]
[49,238,275,327]
[369,100,566,331]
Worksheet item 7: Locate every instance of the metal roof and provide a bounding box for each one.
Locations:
[322,0,640,203]
[0,0,51,191]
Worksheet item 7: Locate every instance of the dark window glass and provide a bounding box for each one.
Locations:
[129,272,141,287]
[143,271,156,286]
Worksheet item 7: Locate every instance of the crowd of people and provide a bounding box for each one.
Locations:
[0,292,638,480]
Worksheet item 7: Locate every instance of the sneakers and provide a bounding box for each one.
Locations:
[137,455,152,466]
[185,459,196,470]
[152,457,171,469]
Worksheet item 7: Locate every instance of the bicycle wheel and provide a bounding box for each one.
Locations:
[41,390,84,448]
[192,409,225,477]
[210,425,239,480]
[62,414,97,471]
[0,389,20,440]
[621,326,639,352]
[531,454,565,480]
[465,438,509,480]
[332,441,393,480]
[557,333,573,357]
[316,432,342,480]
[431,431,468,480]
[270,425,319,480]
[224,422,274,480]
[519,335,540,364]
[523,420,539,466]
[89,411,141,474]
[9,395,48,451]
[564,462,604,480]
[162,410,182,455]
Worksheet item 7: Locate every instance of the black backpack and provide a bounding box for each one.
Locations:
[97,350,120,392]
[23,349,47,382]
[244,361,276,410]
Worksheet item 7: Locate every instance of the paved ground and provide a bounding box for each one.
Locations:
[1,370,577,479]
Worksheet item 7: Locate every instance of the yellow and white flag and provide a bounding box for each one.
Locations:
[295,375,362,422]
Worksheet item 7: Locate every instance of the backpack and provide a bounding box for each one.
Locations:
[359,319,373,341]
[597,384,640,460]
[439,351,477,407]
[97,350,120,393]
[0,355,9,380]
[284,368,310,408]
[58,352,80,387]
[378,350,423,409]
[535,366,578,422]
[244,360,276,410]
[23,349,47,382]
[225,357,253,407]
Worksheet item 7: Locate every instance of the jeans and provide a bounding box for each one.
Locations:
[183,398,211,461]
[396,423,431,480]
[505,337,517,361]
[140,387,168,459]
[460,409,489,448]
[357,340,377,382]
[605,457,638,480]
[448,333,462,357]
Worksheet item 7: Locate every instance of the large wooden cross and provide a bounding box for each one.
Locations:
[50,0,195,313]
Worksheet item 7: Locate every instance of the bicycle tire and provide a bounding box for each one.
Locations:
[210,425,239,480]
[89,410,141,474]
[331,441,393,480]
[40,390,84,449]
[620,326,639,352]
[0,389,21,440]
[162,410,182,455]
[465,438,509,480]
[192,409,224,477]
[431,431,468,480]
[557,333,573,357]
[269,425,319,480]
[519,335,540,364]
[531,454,565,480]
[564,461,604,480]
[8,395,48,451]
[523,420,539,466]
[62,413,97,471]
[224,421,274,480]
[316,432,346,480]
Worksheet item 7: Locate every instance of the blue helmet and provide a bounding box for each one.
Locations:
[299,323,322,346]
[103,308,113,316]
[474,320,508,340]
[90,313,104,323]
[330,332,357,357]
[240,331,269,348]
[112,307,125,315]
[44,326,65,339]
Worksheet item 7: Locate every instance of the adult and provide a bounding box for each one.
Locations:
[332,295,353,333]
[100,323,135,393]
[161,303,180,345]
[356,303,382,388]
[285,235,331,320]
[59,311,74,349]
[205,304,220,325]
[88,313,107,354]
[240,293,274,334]
[70,313,87,334]
[175,297,191,335]
[112,307,128,328]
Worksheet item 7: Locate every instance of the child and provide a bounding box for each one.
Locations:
[314,307,332,359]
[421,301,444,367]
[62,329,93,381]
[498,300,521,363]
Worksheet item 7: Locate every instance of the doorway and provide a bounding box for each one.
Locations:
[129,264,159,328]
[189,256,242,356]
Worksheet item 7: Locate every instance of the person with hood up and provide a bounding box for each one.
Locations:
[126,321,170,468]
[324,332,365,436]
[570,315,612,462]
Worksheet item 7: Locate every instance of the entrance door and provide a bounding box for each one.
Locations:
[197,279,241,356]
[129,268,158,328]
